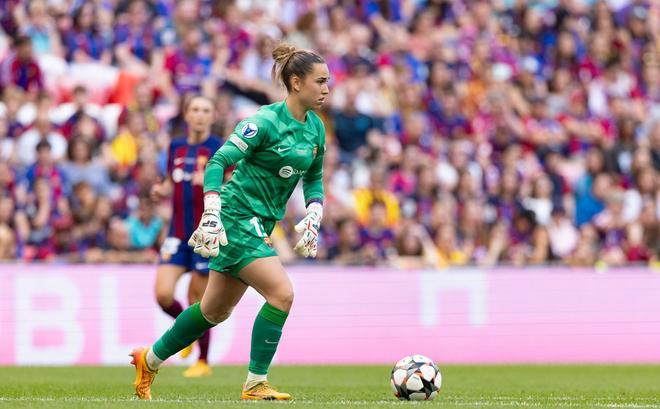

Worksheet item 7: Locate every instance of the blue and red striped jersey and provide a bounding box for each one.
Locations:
[167,135,223,240]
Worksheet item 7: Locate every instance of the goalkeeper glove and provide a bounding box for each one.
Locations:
[188,192,228,257]
[294,202,323,258]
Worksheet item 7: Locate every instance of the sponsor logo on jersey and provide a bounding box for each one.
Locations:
[241,122,258,138]
[229,135,248,152]
[172,168,195,182]
[174,157,197,165]
[279,166,294,178]
[278,165,306,179]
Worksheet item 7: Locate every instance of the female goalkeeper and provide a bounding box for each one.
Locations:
[130,42,329,401]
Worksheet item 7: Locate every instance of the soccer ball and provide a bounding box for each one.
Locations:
[390,354,442,401]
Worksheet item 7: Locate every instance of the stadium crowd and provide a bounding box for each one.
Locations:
[0,0,658,268]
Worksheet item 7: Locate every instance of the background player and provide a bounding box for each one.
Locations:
[150,95,223,378]
[130,42,329,400]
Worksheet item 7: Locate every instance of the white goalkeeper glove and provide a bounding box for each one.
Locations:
[188,192,228,257]
[294,202,323,258]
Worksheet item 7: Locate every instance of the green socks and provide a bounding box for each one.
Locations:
[249,303,289,375]
[150,301,288,375]
[152,302,216,361]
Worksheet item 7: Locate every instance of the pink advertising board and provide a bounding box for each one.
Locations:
[1,265,659,365]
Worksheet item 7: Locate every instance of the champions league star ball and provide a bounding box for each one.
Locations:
[390,355,442,401]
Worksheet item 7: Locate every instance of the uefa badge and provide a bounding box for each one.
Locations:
[241,122,258,138]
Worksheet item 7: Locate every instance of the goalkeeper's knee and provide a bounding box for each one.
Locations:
[203,308,232,324]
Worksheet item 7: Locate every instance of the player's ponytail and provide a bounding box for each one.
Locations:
[271,42,325,93]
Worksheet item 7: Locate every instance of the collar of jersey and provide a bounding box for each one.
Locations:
[281,99,307,126]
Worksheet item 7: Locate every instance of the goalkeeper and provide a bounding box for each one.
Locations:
[130,42,329,401]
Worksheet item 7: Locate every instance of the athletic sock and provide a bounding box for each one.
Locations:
[244,371,268,390]
[151,302,216,363]
[248,303,288,376]
[145,347,163,371]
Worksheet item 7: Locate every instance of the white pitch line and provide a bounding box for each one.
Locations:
[0,396,659,408]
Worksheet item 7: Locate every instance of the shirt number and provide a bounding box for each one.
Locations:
[250,217,266,237]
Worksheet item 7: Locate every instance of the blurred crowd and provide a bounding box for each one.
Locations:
[0,0,658,268]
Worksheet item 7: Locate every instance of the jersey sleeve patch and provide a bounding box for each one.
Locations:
[241,122,259,138]
[229,135,249,152]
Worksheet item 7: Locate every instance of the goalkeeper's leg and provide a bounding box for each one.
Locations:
[132,270,247,399]
[238,257,293,401]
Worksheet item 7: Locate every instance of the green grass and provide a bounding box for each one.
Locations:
[1,365,660,408]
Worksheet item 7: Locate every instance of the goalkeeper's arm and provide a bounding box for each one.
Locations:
[295,150,325,258]
[188,140,249,255]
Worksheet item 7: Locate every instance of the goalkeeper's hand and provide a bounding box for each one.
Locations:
[188,192,228,257]
[294,202,323,258]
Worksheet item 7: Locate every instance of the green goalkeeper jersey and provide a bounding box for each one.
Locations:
[204,100,325,221]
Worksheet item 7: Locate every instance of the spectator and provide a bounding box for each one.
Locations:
[0,114,14,161]
[593,189,628,265]
[162,27,212,99]
[113,0,158,74]
[392,223,438,270]
[118,81,160,134]
[547,207,579,260]
[59,85,106,143]
[434,223,470,268]
[359,200,396,265]
[61,137,112,196]
[624,223,651,263]
[568,223,600,267]
[21,0,63,57]
[124,195,163,250]
[64,1,112,63]
[353,166,400,228]
[574,148,608,226]
[325,217,363,265]
[15,111,67,166]
[523,174,554,225]
[332,81,379,163]
[0,195,21,259]
[0,35,43,96]
[483,208,549,266]
[110,110,145,171]
[24,139,65,199]
[24,176,69,260]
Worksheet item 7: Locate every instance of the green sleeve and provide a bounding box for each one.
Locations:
[203,143,246,193]
[204,115,271,193]
[302,118,325,205]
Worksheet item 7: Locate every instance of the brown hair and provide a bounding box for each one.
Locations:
[183,94,214,114]
[271,42,325,92]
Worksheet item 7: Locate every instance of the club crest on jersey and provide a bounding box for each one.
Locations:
[241,122,258,138]
[264,237,273,248]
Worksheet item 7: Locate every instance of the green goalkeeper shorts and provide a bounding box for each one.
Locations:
[208,207,277,278]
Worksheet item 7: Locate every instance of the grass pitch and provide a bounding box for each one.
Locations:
[1,365,659,408]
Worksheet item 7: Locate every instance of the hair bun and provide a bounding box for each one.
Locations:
[272,43,298,65]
